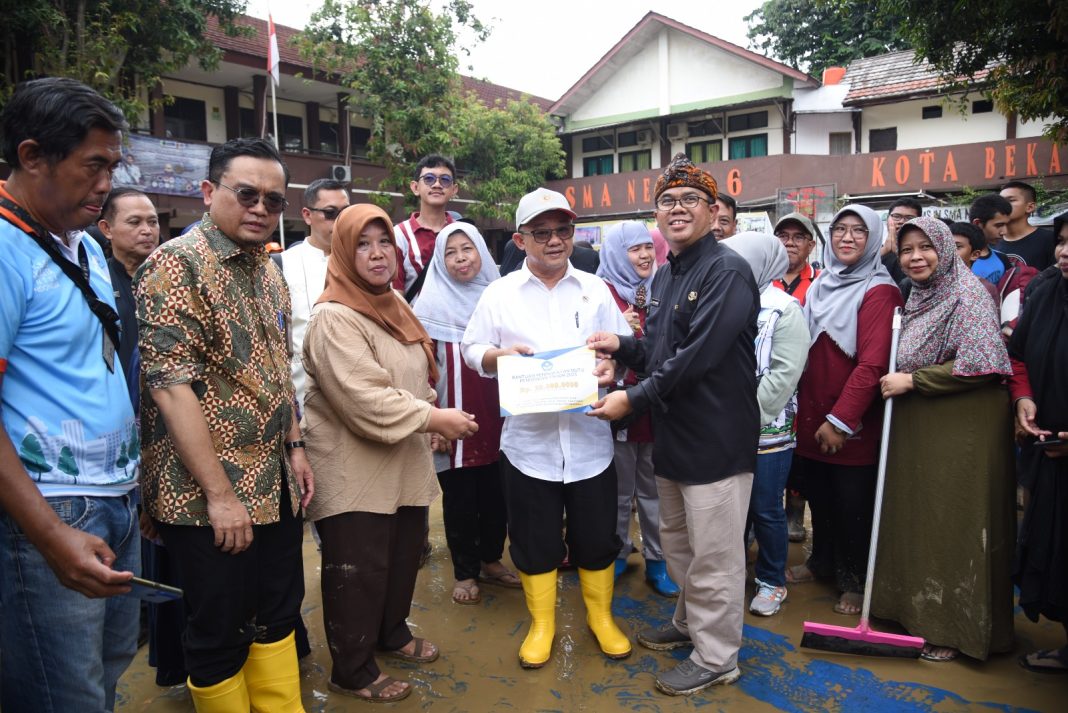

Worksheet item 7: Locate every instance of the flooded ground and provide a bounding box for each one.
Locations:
[116,502,1064,712]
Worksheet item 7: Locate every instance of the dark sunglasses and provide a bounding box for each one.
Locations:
[215,181,288,214]
[418,173,454,188]
[307,206,344,221]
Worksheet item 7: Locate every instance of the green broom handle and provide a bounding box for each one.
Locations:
[859,306,902,625]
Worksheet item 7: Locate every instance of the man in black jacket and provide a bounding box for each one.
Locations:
[587,153,759,696]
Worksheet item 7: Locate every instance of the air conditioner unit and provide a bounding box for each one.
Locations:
[666,124,687,140]
[636,129,652,145]
[331,165,351,182]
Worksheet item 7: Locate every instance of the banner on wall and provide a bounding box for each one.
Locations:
[113,134,210,197]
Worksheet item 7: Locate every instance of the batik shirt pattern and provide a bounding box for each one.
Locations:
[136,215,299,525]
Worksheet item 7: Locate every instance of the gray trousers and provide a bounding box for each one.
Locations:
[614,441,663,561]
[657,472,753,672]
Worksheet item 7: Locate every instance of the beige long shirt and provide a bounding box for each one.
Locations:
[301,301,439,521]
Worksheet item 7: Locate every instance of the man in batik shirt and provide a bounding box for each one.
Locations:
[136,137,314,711]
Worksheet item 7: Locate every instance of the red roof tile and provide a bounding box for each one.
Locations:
[843,49,996,104]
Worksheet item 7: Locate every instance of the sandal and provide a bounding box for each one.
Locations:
[328,675,412,702]
[785,563,815,584]
[920,644,959,662]
[479,564,521,588]
[382,637,439,663]
[833,592,862,616]
[452,579,481,605]
[1019,648,1068,674]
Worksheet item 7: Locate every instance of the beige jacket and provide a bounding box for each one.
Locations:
[302,301,439,520]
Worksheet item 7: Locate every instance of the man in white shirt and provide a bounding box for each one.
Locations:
[462,188,631,669]
[281,178,350,409]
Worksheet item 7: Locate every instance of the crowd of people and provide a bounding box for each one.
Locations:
[1,77,1066,712]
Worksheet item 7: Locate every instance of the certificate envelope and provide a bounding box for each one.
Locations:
[497,346,598,416]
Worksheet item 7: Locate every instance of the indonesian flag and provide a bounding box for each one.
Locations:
[267,14,280,85]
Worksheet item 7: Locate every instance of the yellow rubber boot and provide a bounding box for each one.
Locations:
[188,670,250,712]
[518,570,557,668]
[242,631,306,712]
[579,566,632,659]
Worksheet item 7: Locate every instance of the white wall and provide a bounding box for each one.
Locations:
[666,31,783,108]
[859,95,1008,152]
[794,112,855,154]
[160,79,227,144]
[569,26,788,128]
[571,42,659,124]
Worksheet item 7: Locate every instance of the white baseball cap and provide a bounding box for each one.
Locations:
[515,188,577,229]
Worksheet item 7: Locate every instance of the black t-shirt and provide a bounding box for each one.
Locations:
[999,227,1056,270]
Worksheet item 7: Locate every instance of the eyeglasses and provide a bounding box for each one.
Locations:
[775,231,813,244]
[215,182,288,214]
[655,194,710,211]
[830,224,870,238]
[518,225,575,243]
[307,206,344,221]
[888,212,916,222]
[418,173,454,188]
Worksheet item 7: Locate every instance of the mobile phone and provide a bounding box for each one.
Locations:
[1037,438,1065,448]
[124,576,183,604]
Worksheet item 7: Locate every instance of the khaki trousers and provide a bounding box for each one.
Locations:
[656,472,753,672]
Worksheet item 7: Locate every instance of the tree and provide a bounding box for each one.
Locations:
[878,0,1067,143]
[745,0,907,73]
[18,434,50,480]
[298,0,563,219]
[298,0,487,202]
[0,1,249,121]
[453,98,566,221]
[57,446,80,481]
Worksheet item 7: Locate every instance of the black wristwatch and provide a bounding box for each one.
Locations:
[284,440,305,452]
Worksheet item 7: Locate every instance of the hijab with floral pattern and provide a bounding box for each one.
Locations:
[896,216,1011,376]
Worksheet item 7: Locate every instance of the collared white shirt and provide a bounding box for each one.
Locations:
[461,260,629,483]
[281,240,329,408]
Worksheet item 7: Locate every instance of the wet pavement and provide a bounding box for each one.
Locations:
[116,502,1064,712]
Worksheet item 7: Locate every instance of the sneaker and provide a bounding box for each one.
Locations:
[655,659,740,696]
[637,624,691,651]
[749,579,787,616]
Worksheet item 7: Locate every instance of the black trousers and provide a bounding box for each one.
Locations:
[500,453,620,575]
[317,506,424,691]
[798,456,877,594]
[437,462,508,581]
[156,480,304,687]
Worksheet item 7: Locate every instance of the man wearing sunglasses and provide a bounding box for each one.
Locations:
[283,178,350,409]
[393,154,459,297]
[136,137,313,710]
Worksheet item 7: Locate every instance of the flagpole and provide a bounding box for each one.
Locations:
[267,11,286,246]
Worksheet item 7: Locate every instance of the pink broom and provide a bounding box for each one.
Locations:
[800,307,925,658]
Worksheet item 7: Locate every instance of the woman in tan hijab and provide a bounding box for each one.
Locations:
[302,204,477,703]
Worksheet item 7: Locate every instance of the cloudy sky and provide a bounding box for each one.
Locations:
[245,0,767,100]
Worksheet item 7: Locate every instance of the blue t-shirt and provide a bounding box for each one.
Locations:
[971,250,1005,284]
[0,219,138,496]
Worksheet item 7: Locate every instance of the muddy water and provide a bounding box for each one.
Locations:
[116,502,1063,712]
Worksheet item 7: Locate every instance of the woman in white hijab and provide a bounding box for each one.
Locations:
[788,205,904,616]
[723,232,810,617]
[414,222,516,605]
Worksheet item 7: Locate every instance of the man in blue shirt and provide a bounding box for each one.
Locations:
[0,77,139,712]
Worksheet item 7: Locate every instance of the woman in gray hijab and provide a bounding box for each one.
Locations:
[787,205,904,616]
[723,233,810,616]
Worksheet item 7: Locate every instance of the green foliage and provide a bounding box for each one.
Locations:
[453,98,566,221]
[57,446,79,480]
[879,0,1068,143]
[18,434,50,480]
[298,0,488,200]
[745,0,908,73]
[0,1,249,122]
[298,0,563,219]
